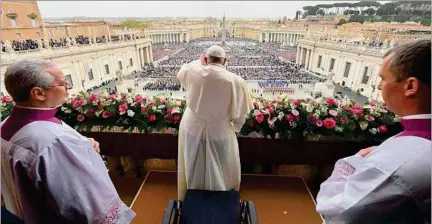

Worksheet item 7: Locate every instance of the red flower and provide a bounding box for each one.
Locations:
[268,107,274,114]
[316,120,323,127]
[1,96,13,103]
[325,98,337,106]
[323,118,336,129]
[293,99,301,106]
[173,114,181,121]
[149,114,156,122]
[167,108,173,115]
[338,116,348,124]
[102,111,112,118]
[378,125,388,133]
[155,98,161,103]
[285,114,294,122]
[370,100,377,107]
[89,93,99,103]
[119,103,128,115]
[77,114,85,122]
[255,114,264,123]
[353,104,362,110]
[161,99,167,104]
[166,115,174,122]
[307,115,317,123]
[71,99,85,109]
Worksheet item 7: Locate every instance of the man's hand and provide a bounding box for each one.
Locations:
[357,146,376,157]
[88,138,100,154]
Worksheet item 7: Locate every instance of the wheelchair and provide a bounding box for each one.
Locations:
[162,189,258,224]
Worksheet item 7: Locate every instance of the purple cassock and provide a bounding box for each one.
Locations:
[316,115,431,223]
[1,106,136,224]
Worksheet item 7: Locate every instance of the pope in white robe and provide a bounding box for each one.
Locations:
[176,45,253,201]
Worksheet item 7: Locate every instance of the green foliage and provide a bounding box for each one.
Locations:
[119,20,151,29]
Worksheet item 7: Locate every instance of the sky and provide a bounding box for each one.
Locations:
[37,1,389,19]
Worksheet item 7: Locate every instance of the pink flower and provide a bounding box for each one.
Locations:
[353,104,362,110]
[255,114,265,123]
[102,111,112,118]
[365,115,375,121]
[109,94,118,101]
[316,120,323,127]
[378,125,388,133]
[310,100,316,106]
[155,98,161,103]
[135,94,145,103]
[286,114,294,122]
[71,99,85,109]
[161,99,167,104]
[89,93,99,103]
[173,114,181,121]
[323,118,336,129]
[77,114,85,122]
[352,108,363,116]
[149,114,156,122]
[119,103,128,115]
[291,109,299,116]
[325,98,337,106]
[370,100,377,107]
[338,116,348,124]
[1,96,13,103]
[329,110,338,117]
[292,99,301,106]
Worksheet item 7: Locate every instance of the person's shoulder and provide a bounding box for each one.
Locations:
[366,136,430,173]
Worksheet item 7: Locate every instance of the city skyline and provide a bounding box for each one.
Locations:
[38,1,390,19]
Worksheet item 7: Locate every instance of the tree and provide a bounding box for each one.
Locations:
[317,9,325,15]
[338,19,347,25]
[364,8,376,16]
[120,20,149,29]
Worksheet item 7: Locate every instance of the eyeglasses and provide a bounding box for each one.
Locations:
[46,81,72,89]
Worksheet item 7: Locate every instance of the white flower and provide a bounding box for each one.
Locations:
[393,117,401,122]
[61,107,68,112]
[93,102,98,106]
[158,104,166,109]
[335,126,343,132]
[65,109,72,114]
[152,106,157,111]
[172,108,180,114]
[314,110,321,116]
[176,101,182,106]
[127,98,133,104]
[127,109,135,117]
[369,128,377,135]
[306,105,314,113]
[277,114,284,120]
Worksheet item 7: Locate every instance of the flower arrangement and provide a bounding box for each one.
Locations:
[0,92,402,141]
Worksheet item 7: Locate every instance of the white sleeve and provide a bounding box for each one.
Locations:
[177,63,190,90]
[231,78,253,132]
[36,138,136,224]
[316,155,406,223]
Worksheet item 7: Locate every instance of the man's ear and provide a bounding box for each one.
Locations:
[223,58,227,65]
[404,77,419,97]
[203,56,208,65]
[29,87,46,101]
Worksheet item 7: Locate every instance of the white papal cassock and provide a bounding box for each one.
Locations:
[176,60,253,200]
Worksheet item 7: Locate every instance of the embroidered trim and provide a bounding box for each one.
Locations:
[334,160,356,176]
[93,198,129,224]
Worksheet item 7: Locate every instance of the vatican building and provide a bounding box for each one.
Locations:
[1,0,431,223]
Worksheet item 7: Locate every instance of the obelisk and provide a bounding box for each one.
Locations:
[222,13,226,46]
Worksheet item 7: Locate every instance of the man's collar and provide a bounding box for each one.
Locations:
[14,105,58,111]
[402,114,432,119]
[207,63,225,68]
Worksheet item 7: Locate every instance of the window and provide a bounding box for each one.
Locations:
[343,62,351,78]
[317,55,322,68]
[118,61,123,70]
[16,33,21,39]
[361,67,370,84]
[329,58,335,71]
[105,64,110,74]
[129,58,133,66]
[10,17,18,27]
[88,69,94,80]
[31,18,37,27]
[65,75,74,87]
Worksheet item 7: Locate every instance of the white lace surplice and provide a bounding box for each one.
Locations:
[1,121,136,224]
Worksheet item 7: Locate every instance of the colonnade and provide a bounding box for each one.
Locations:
[259,32,304,44]
[149,32,189,44]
